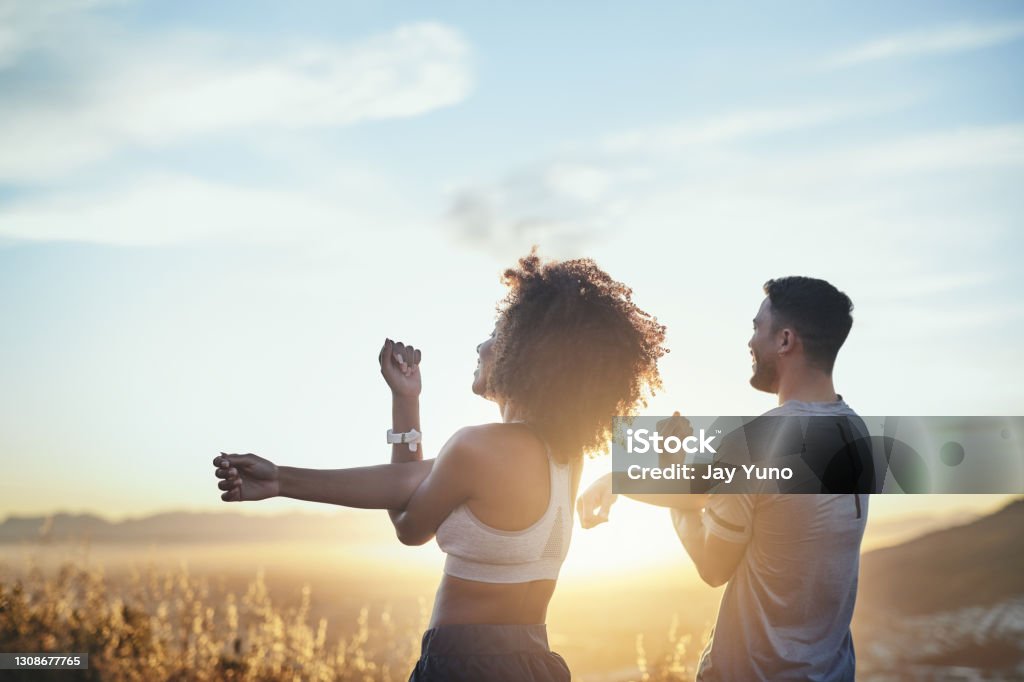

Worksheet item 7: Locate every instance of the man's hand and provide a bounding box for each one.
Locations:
[379,338,422,398]
[213,453,280,501]
[656,411,693,441]
[577,473,618,528]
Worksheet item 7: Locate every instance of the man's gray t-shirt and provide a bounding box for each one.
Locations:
[672,398,869,682]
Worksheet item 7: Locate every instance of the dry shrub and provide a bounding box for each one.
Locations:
[632,614,710,682]
[0,558,425,682]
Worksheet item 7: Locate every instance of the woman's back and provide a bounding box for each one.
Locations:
[429,422,581,627]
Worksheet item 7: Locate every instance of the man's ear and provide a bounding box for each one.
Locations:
[778,328,795,356]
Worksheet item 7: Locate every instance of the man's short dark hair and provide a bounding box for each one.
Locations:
[763,276,853,372]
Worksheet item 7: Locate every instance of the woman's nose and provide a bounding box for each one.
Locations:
[476,343,482,353]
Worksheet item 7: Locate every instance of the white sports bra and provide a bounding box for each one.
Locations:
[435,431,574,583]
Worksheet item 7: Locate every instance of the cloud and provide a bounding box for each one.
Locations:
[859,272,995,300]
[622,124,1024,239]
[0,171,406,246]
[0,22,472,182]
[823,21,1024,69]
[443,162,650,258]
[98,24,471,142]
[543,163,612,203]
[600,96,918,155]
[446,117,1024,258]
[0,0,126,69]
[601,105,847,154]
[761,124,1024,183]
[444,97,924,255]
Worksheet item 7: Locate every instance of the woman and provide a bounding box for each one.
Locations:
[212,250,666,681]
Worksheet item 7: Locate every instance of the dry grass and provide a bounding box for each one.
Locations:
[630,613,707,682]
[0,551,715,681]
[0,558,426,681]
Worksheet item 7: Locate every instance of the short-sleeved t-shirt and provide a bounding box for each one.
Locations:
[672,397,869,682]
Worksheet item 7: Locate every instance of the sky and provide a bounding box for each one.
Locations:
[1,1,1023,532]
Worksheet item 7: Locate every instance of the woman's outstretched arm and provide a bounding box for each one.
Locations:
[215,339,463,537]
[279,460,434,508]
[213,453,433,509]
[215,426,484,545]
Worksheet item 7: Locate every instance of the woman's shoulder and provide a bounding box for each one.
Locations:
[441,423,545,467]
[446,422,534,450]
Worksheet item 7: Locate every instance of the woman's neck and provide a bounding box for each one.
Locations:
[499,401,527,423]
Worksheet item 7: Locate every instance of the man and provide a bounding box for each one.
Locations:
[578,276,869,681]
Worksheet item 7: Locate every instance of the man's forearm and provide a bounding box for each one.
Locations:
[622,492,709,509]
[278,460,433,509]
[674,510,708,564]
[615,471,709,509]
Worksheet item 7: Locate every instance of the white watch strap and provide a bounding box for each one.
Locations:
[386,428,421,452]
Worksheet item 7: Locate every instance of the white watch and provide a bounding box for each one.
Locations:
[387,428,421,452]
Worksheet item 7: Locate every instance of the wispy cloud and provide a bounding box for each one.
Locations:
[446,115,1024,258]
[859,271,995,300]
[445,97,923,255]
[823,21,1024,69]
[444,163,623,258]
[0,170,407,246]
[599,96,917,154]
[601,105,847,154]
[0,22,472,182]
[0,0,127,69]
[808,124,1024,176]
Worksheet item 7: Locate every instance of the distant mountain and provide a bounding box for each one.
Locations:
[0,509,395,545]
[860,508,983,551]
[858,498,1024,616]
[854,499,1024,679]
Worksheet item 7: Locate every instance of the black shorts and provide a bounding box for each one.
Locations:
[408,623,571,682]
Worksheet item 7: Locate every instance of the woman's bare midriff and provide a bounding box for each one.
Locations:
[429,574,557,627]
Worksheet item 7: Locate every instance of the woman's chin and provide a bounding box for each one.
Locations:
[472,378,496,399]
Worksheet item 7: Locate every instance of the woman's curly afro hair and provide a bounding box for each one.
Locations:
[488,248,667,463]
